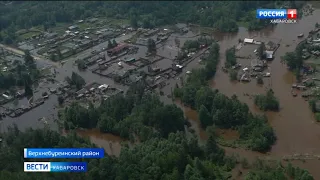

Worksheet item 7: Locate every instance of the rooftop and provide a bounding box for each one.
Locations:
[244,38,254,43]
[107,43,129,54]
[265,50,274,59]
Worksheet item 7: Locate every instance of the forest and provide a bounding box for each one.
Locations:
[0,125,314,180]
[61,81,185,142]
[0,1,305,44]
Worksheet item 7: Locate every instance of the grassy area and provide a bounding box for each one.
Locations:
[237,21,249,28]
[124,31,142,43]
[15,29,29,35]
[29,26,43,32]
[107,18,129,26]
[40,67,52,76]
[18,31,42,40]
[198,26,215,34]
[78,22,92,30]
[216,137,247,149]
[49,23,70,35]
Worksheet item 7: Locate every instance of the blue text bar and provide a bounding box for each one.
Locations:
[24,148,104,158]
[256,9,287,19]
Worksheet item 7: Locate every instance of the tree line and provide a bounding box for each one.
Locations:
[0,124,314,180]
[281,41,307,80]
[1,1,305,44]
[61,81,185,142]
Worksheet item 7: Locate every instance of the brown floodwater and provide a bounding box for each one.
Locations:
[212,8,320,155]
[64,129,124,157]
[207,7,320,179]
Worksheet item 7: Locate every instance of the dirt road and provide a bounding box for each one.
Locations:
[0,44,59,67]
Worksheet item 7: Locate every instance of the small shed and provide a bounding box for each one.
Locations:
[68,25,79,31]
[244,38,254,44]
[265,51,274,60]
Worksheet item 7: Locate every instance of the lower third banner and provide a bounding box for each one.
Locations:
[24,162,87,172]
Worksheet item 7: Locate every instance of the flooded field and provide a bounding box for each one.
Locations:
[74,129,124,157]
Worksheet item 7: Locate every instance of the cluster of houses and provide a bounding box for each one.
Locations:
[0,97,44,118]
[75,82,123,101]
[233,38,277,82]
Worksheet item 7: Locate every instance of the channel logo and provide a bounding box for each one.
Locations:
[24,162,87,172]
[256,9,297,19]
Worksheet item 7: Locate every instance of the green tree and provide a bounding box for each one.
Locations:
[58,96,64,105]
[254,89,279,111]
[147,38,156,53]
[257,42,265,60]
[229,70,238,81]
[68,72,86,90]
[198,105,211,128]
[130,15,138,29]
[24,83,33,97]
[257,76,264,84]
[112,39,117,47]
[57,49,62,60]
[205,134,225,163]
[77,59,87,70]
[107,40,113,49]
[225,47,236,68]
[24,50,35,66]
[50,53,56,61]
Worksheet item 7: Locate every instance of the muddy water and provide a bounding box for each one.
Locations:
[203,8,320,179]
[0,33,135,130]
[75,129,124,157]
[53,33,136,90]
[212,9,320,156]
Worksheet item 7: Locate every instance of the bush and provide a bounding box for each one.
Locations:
[254,89,279,111]
[257,76,264,84]
[229,70,238,81]
[315,113,320,122]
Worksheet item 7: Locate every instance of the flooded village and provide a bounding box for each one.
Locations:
[1,3,320,179]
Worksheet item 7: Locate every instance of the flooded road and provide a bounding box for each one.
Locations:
[0,33,135,131]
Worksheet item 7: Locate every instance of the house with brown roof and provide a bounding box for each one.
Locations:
[107,44,129,56]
